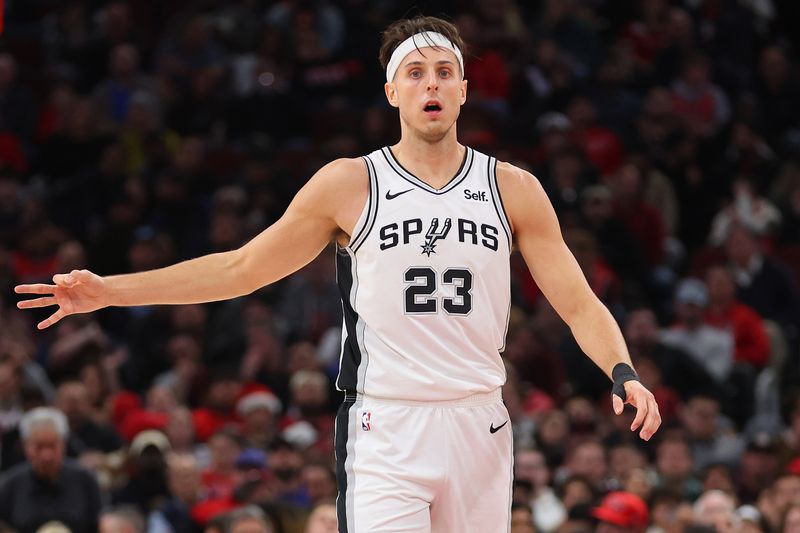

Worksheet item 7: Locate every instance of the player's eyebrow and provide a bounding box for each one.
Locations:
[403,60,457,68]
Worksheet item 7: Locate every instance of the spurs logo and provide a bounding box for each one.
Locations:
[421,218,452,256]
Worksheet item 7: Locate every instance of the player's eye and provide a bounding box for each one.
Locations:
[409,70,422,79]
[439,69,451,78]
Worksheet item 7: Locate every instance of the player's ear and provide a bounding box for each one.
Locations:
[460,78,467,105]
[385,82,399,108]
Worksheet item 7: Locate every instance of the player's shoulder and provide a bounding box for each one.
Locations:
[494,160,545,194]
[318,157,369,180]
[492,160,551,233]
[308,157,369,193]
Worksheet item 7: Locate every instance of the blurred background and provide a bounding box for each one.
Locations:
[0,0,799,532]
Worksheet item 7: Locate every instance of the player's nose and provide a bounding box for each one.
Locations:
[426,70,439,91]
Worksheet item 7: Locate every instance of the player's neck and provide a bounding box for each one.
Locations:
[392,131,465,190]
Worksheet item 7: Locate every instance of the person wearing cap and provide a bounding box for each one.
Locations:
[738,429,783,503]
[661,277,735,383]
[112,430,171,515]
[16,14,661,532]
[592,491,649,533]
[237,391,281,450]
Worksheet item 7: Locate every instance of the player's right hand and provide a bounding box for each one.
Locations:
[14,269,108,329]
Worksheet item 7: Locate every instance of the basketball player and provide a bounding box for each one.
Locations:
[15,16,660,533]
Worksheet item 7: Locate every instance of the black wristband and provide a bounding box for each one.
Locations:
[612,363,639,402]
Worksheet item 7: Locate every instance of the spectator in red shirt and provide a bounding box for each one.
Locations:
[624,0,669,68]
[200,428,242,502]
[568,96,624,177]
[704,265,770,368]
[454,14,510,105]
[670,54,731,139]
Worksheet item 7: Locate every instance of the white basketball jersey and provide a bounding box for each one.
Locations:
[335,146,512,401]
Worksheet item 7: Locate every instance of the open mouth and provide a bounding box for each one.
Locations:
[424,102,442,114]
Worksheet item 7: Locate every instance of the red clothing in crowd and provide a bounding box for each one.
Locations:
[614,201,665,267]
[624,21,666,65]
[192,408,240,443]
[464,51,510,101]
[705,304,771,367]
[671,89,717,129]
[200,470,239,502]
[192,382,272,442]
[576,127,624,177]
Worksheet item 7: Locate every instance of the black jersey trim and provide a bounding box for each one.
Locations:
[381,146,474,195]
[351,157,380,254]
[348,156,378,253]
[488,156,512,250]
[335,398,357,532]
[505,432,514,533]
[335,251,363,393]
[488,157,512,352]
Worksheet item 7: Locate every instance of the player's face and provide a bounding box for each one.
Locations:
[385,46,467,142]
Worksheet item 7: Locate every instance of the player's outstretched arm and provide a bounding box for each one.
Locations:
[497,162,661,441]
[15,158,367,330]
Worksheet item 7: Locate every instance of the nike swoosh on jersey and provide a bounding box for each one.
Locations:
[385,188,414,200]
[489,421,508,434]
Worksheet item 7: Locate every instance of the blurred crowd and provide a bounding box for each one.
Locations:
[0,0,800,532]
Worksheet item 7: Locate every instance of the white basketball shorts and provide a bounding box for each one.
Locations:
[334,388,513,532]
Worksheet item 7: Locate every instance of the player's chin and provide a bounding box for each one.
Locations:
[417,126,450,143]
[420,118,454,136]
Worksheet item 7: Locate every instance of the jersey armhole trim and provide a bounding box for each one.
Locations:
[488,156,512,250]
[348,156,380,253]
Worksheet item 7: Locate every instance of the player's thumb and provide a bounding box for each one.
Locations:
[54,272,76,287]
[70,269,91,282]
[612,394,624,415]
[55,269,88,287]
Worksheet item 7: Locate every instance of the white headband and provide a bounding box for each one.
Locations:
[385,31,464,84]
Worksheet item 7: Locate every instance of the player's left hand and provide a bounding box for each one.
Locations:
[612,380,661,441]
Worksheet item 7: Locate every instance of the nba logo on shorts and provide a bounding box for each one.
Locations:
[361,411,372,431]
